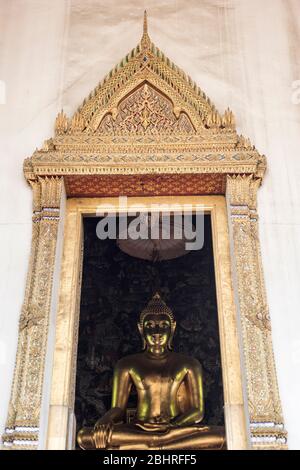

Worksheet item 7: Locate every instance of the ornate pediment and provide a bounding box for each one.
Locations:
[54,12,235,137]
[24,12,265,184]
[97,82,195,135]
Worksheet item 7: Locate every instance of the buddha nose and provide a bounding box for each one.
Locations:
[152,333,162,343]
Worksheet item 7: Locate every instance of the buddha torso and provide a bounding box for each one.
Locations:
[116,351,197,423]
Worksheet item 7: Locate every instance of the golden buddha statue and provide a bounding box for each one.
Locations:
[77,293,225,450]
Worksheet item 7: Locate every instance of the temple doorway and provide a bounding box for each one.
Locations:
[74,214,224,447]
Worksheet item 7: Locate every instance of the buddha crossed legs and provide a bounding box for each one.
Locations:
[77,293,225,450]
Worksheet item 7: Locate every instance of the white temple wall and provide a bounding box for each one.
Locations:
[0,0,299,449]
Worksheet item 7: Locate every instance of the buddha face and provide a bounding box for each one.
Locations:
[143,313,172,354]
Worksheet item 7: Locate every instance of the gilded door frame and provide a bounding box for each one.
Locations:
[45,195,248,450]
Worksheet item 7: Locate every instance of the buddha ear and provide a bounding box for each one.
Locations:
[168,321,176,350]
[138,323,146,350]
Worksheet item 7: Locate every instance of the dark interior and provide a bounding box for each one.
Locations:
[75,214,224,443]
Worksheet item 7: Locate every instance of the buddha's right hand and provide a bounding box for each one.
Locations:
[94,407,124,428]
[94,420,111,431]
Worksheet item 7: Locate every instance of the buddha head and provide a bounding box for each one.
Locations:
[138,292,176,354]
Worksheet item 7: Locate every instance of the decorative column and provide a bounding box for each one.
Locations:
[2,177,63,449]
[226,175,287,449]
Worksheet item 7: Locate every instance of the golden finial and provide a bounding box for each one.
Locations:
[141,10,151,50]
[143,10,148,35]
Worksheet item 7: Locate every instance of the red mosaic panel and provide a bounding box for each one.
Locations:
[64,173,226,198]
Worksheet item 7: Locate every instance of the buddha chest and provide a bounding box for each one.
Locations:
[129,356,188,420]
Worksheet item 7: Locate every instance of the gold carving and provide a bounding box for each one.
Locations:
[221,108,235,130]
[70,112,85,134]
[98,83,195,135]
[226,175,287,449]
[3,177,63,449]
[55,110,69,136]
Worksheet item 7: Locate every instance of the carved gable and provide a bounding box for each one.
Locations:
[97,82,195,135]
[53,12,237,137]
[27,11,265,187]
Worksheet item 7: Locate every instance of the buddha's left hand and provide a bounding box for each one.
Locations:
[135,421,170,432]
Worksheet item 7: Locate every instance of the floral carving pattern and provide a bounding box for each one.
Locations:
[98,83,195,135]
